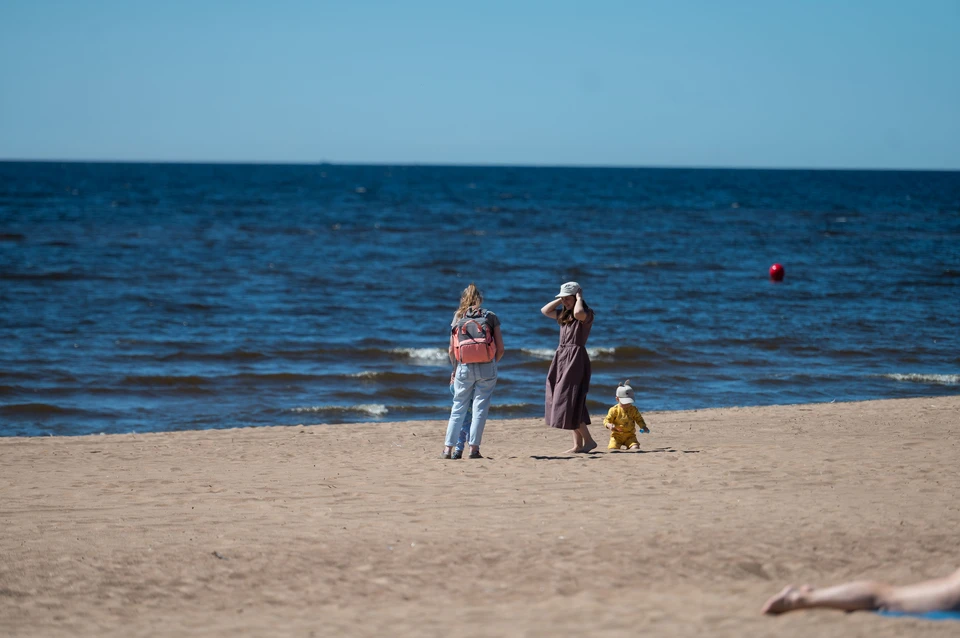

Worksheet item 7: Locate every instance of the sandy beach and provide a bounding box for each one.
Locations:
[2,395,959,637]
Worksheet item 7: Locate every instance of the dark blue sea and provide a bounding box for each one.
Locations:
[1,162,958,436]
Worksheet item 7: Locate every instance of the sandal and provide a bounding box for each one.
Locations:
[451,450,463,460]
[468,451,483,459]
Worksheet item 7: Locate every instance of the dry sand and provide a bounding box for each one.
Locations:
[2,395,959,637]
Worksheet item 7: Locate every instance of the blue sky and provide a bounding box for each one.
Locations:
[1,0,958,169]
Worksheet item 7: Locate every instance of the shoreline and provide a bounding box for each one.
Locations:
[9,392,960,438]
[3,395,959,637]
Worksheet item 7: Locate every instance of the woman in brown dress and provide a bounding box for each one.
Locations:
[540,281,598,453]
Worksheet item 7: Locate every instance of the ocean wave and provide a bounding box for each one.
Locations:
[588,347,618,359]
[292,402,536,418]
[231,372,326,383]
[331,386,438,401]
[118,375,214,394]
[0,403,88,417]
[519,346,652,361]
[121,374,210,386]
[348,370,443,383]
[351,370,385,378]
[390,348,450,365]
[0,270,112,282]
[290,404,389,417]
[155,344,663,368]
[126,372,329,385]
[159,349,267,362]
[520,348,556,360]
[488,402,541,415]
[881,373,959,386]
[385,404,451,414]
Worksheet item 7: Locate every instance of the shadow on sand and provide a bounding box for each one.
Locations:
[530,447,700,460]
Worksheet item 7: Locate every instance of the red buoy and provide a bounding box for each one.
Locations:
[769,263,785,282]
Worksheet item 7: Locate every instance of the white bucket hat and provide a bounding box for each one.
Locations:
[555,281,581,298]
[616,380,635,404]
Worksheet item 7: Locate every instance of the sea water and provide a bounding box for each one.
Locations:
[1,162,958,435]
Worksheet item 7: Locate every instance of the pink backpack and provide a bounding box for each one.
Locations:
[452,310,497,364]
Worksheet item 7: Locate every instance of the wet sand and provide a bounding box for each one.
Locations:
[2,395,959,637]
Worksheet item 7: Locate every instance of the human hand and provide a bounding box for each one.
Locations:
[575,289,583,300]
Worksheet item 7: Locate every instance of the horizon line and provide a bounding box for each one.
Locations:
[1,158,958,173]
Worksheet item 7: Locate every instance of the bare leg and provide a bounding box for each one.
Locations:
[763,568,960,615]
[763,582,890,615]
[564,430,584,454]
[578,424,597,453]
[886,568,960,613]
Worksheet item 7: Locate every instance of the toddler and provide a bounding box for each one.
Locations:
[603,380,649,450]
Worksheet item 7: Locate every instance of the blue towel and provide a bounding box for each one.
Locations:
[877,610,960,621]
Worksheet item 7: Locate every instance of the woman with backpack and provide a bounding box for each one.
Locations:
[442,283,504,460]
[540,281,598,453]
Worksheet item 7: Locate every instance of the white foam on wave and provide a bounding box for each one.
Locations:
[350,371,382,378]
[391,347,449,365]
[587,347,617,359]
[521,347,617,360]
[290,404,389,416]
[881,373,959,386]
[520,348,556,360]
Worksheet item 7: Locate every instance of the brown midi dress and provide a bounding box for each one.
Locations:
[545,309,594,429]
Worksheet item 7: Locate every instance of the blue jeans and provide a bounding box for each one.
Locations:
[445,360,498,448]
[449,383,473,452]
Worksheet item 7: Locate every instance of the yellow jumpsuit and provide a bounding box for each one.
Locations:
[603,404,648,449]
